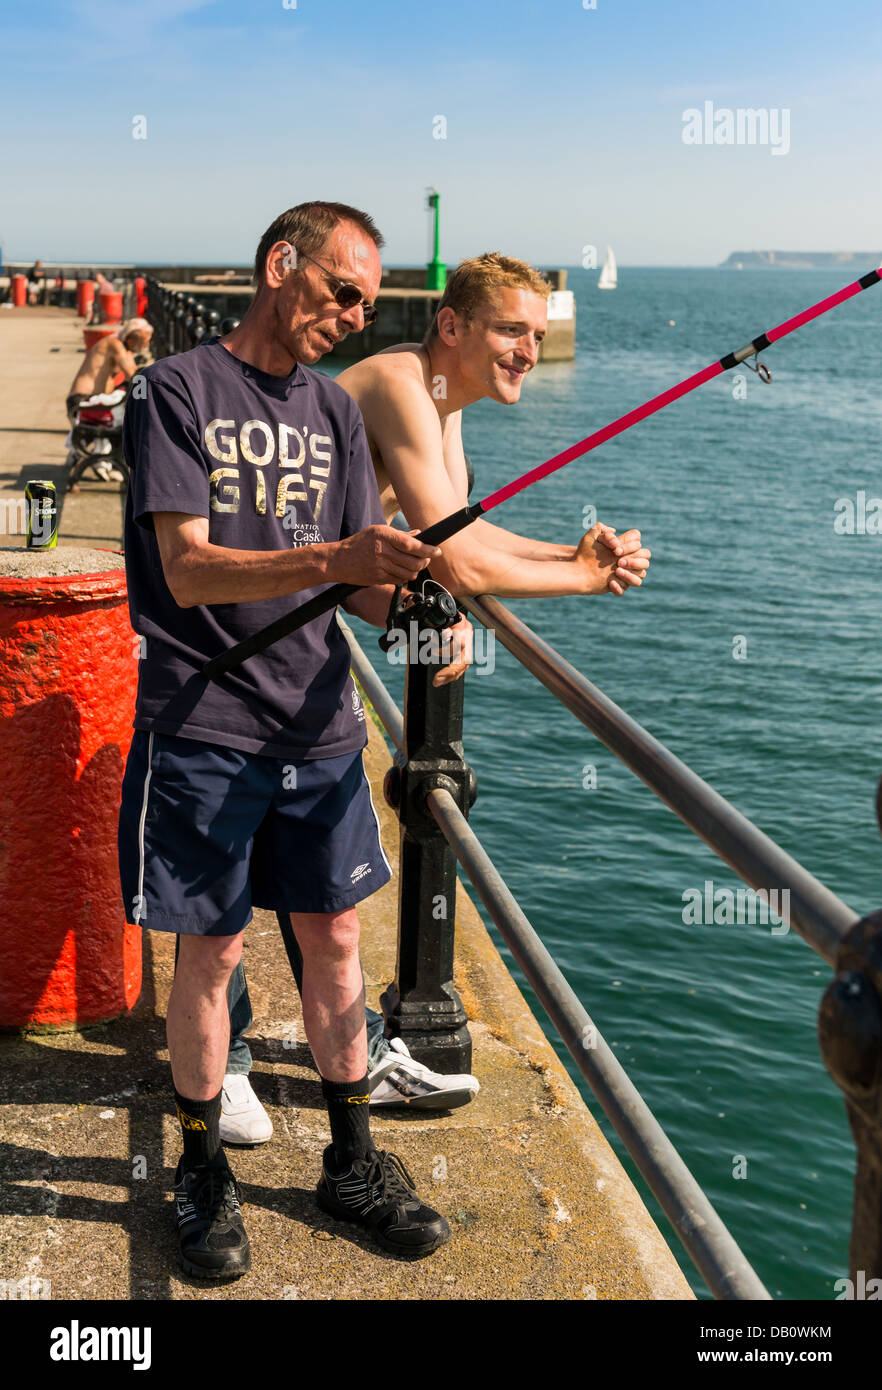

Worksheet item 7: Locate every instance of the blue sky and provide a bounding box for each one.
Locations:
[1,0,880,266]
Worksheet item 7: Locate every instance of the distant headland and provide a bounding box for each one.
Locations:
[720,251,882,269]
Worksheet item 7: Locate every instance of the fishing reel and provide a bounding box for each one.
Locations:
[378,576,464,652]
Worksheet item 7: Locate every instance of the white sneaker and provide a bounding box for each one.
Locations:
[369,1037,480,1111]
[219,1073,273,1146]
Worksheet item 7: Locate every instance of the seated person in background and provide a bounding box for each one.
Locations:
[27,260,46,305]
[66,317,154,481]
[66,317,154,420]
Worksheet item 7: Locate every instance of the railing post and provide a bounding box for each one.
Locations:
[146,278,163,357]
[184,296,197,349]
[166,290,175,351]
[173,292,187,354]
[380,618,475,1073]
[157,288,166,349]
[190,301,206,346]
[818,781,882,1287]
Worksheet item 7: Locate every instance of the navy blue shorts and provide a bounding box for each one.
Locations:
[118,730,392,936]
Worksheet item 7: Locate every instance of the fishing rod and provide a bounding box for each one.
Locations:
[203,266,881,681]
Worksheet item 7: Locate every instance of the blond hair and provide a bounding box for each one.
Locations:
[426,253,550,340]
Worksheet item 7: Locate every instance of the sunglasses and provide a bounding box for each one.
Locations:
[294,248,378,325]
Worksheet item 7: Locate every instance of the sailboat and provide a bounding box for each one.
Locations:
[598,245,617,290]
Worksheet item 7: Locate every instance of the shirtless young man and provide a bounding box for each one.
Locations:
[334,253,651,599]
[66,317,154,419]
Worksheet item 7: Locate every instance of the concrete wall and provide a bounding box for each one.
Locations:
[147,266,576,361]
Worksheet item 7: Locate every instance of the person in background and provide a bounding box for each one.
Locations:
[26,259,45,305]
[66,318,154,481]
[67,317,153,413]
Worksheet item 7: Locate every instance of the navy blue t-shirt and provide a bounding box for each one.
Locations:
[122,337,383,759]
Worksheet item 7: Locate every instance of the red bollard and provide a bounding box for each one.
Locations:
[11,274,27,307]
[98,290,123,324]
[134,276,148,318]
[76,279,95,318]
[83,324,119,352]
[0,553,142,1030]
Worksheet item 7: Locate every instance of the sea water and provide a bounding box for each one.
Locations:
[333,266,882,1299]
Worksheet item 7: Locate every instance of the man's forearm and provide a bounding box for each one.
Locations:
[172,540,333,608]
[340,584,395,628]
[473,518,575,561]
[435,544,591,598]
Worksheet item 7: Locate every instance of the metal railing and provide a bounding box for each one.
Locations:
[338,595,882,1299]
[142,277,223,357]
[137,311,880,1297]
[464,597,856,966]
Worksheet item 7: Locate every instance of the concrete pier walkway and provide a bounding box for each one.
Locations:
[0,305,127,553]
[0,308,693,1300]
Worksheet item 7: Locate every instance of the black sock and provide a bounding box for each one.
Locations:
[174,1087,223,1169]
[321,1075,372,1171]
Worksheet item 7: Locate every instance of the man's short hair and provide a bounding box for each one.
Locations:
[253,201,385,286]
[426,252,551,340]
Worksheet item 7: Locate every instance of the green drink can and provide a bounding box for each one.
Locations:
[25,480,58,549]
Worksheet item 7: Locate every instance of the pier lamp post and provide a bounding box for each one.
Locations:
[425,189,447,292]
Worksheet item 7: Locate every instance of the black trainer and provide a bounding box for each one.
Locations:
[316,1145,450,1256]
[173,1152,251,1279]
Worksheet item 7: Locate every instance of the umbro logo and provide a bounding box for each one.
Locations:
[350,862,372,883]
[175,1105,207,1132]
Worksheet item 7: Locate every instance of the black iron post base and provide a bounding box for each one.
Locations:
[379,981,472,1074]
[818,908,882,1285]
[380,610,477,1079]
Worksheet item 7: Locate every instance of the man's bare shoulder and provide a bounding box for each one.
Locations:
[336,344,430,406]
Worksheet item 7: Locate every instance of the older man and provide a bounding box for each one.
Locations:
[118,201,471,1280]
